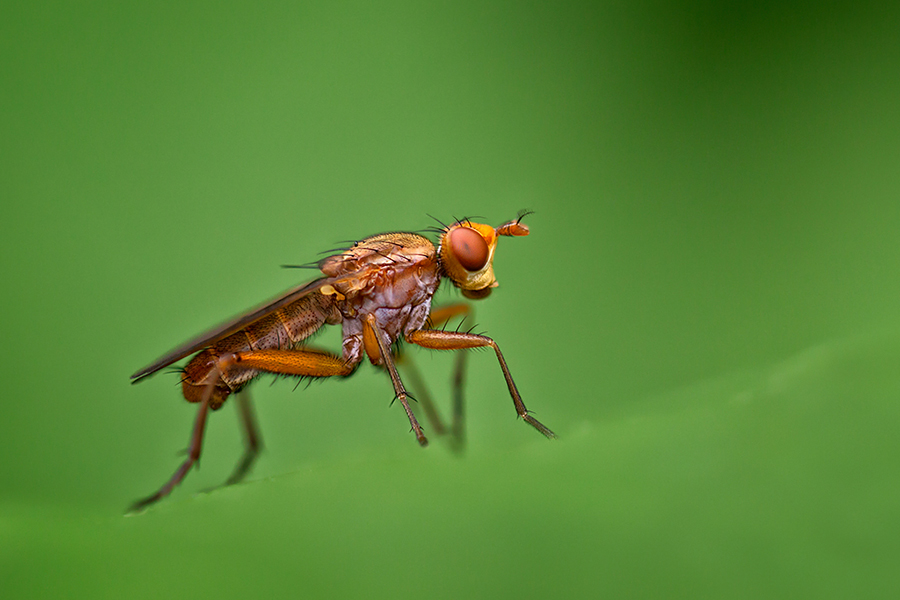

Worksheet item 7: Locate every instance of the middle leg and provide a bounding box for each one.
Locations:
[364,314,428,447]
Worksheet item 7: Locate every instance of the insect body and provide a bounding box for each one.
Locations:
[130,215,555,510]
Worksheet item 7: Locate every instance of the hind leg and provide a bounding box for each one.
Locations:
[131,347,352,511]
[129,381,215,512]
[225,389,262,485]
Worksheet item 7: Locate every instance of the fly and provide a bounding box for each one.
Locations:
[130,213,556,510]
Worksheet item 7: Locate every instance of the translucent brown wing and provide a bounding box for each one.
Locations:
[131,276,336,383]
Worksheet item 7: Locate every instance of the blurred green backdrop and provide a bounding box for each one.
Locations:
[2,1,899,598]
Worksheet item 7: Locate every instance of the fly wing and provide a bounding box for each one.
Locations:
[131,276,334,383]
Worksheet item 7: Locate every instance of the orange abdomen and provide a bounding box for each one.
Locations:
[181,291,336,409]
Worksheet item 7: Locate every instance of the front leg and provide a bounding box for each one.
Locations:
[406,329,557,439]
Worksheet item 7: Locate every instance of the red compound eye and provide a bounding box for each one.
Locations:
[449,227,489,271]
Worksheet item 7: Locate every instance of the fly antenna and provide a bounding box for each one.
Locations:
[515,209,535,223]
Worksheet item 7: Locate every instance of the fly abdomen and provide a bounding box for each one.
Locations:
[236,290,335,352]
[181,348,235,409]
[274,291,336,346]
[181,291,337,410]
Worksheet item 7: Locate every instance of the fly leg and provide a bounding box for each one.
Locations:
[364,314,428,447]
[431,305,471,451]
[395,350,447,436]
[406,329,557,439]
[225,389,263,486]
[449,349,467,451]
[398,304,472,451]
[130,348,353,512]
[129,371,216,512]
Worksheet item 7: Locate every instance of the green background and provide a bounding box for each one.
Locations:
[3,1,899,597]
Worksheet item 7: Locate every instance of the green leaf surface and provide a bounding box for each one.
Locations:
[3,1,900,598]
